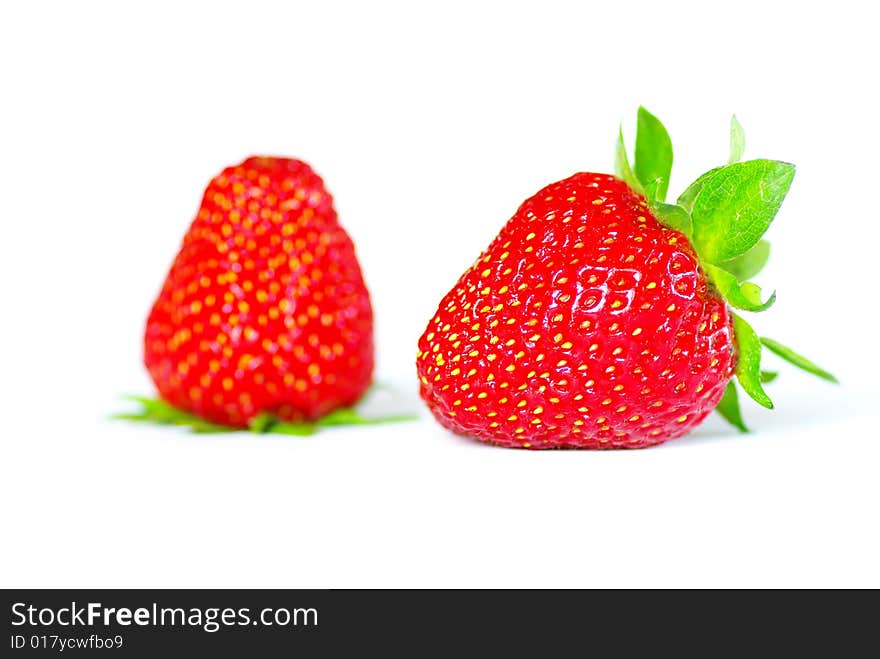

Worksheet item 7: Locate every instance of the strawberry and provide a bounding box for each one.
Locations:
[141,156,375,430]
[417,109,836,449]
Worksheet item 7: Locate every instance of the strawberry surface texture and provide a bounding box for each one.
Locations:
[145,157,374,427]
[417,108,836,448]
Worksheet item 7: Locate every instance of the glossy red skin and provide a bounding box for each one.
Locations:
[145,157,373,427]
[417,173,735,449]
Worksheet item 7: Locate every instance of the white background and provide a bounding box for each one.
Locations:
[1,1,878,588]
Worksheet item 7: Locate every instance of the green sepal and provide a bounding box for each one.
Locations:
[115,395,418,435]
[729,115,745,164]
[652,201,693,238]
[677,167,722,213]
[760,337,839,384]
[634,106,674,202]
[714,369,777,433]
[615,126,643,194]
[691,159,796,263]
[721,240,770,282]
[248,412,317,436]
[715,381,748,433]
[760,370,779,383]
[111,396,236,433]
[731,313,774,409]
[251,407,419,436]
[704,263,775,312]
[611,108,836,429]
[642,178,661,203]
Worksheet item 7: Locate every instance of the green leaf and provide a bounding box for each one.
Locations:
[317,407,368,426]
[704,263,775,312]
[257,420,317,436]
[256,407,418,435]
[248,412,277,433]
[652,202,693,238]
[643,178,661,202]
[760,337,839,383]
[318,409,419,427]
[760,370,778,383]
[615,126,642,194]
[721,239,770,281]
[729,115,745,164]
[115,396,419,435]
[111,396,235,433]
[634,106,673,202]
[691,159,795,263]
[677,167,722,213]
[715,381,748,432]
[732,313,774,409]
[678,115,747,211]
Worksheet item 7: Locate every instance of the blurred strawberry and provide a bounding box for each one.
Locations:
[144,157,374,428]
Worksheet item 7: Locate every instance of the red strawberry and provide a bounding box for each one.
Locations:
[417,109,836,449]
[144,156,374,428]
